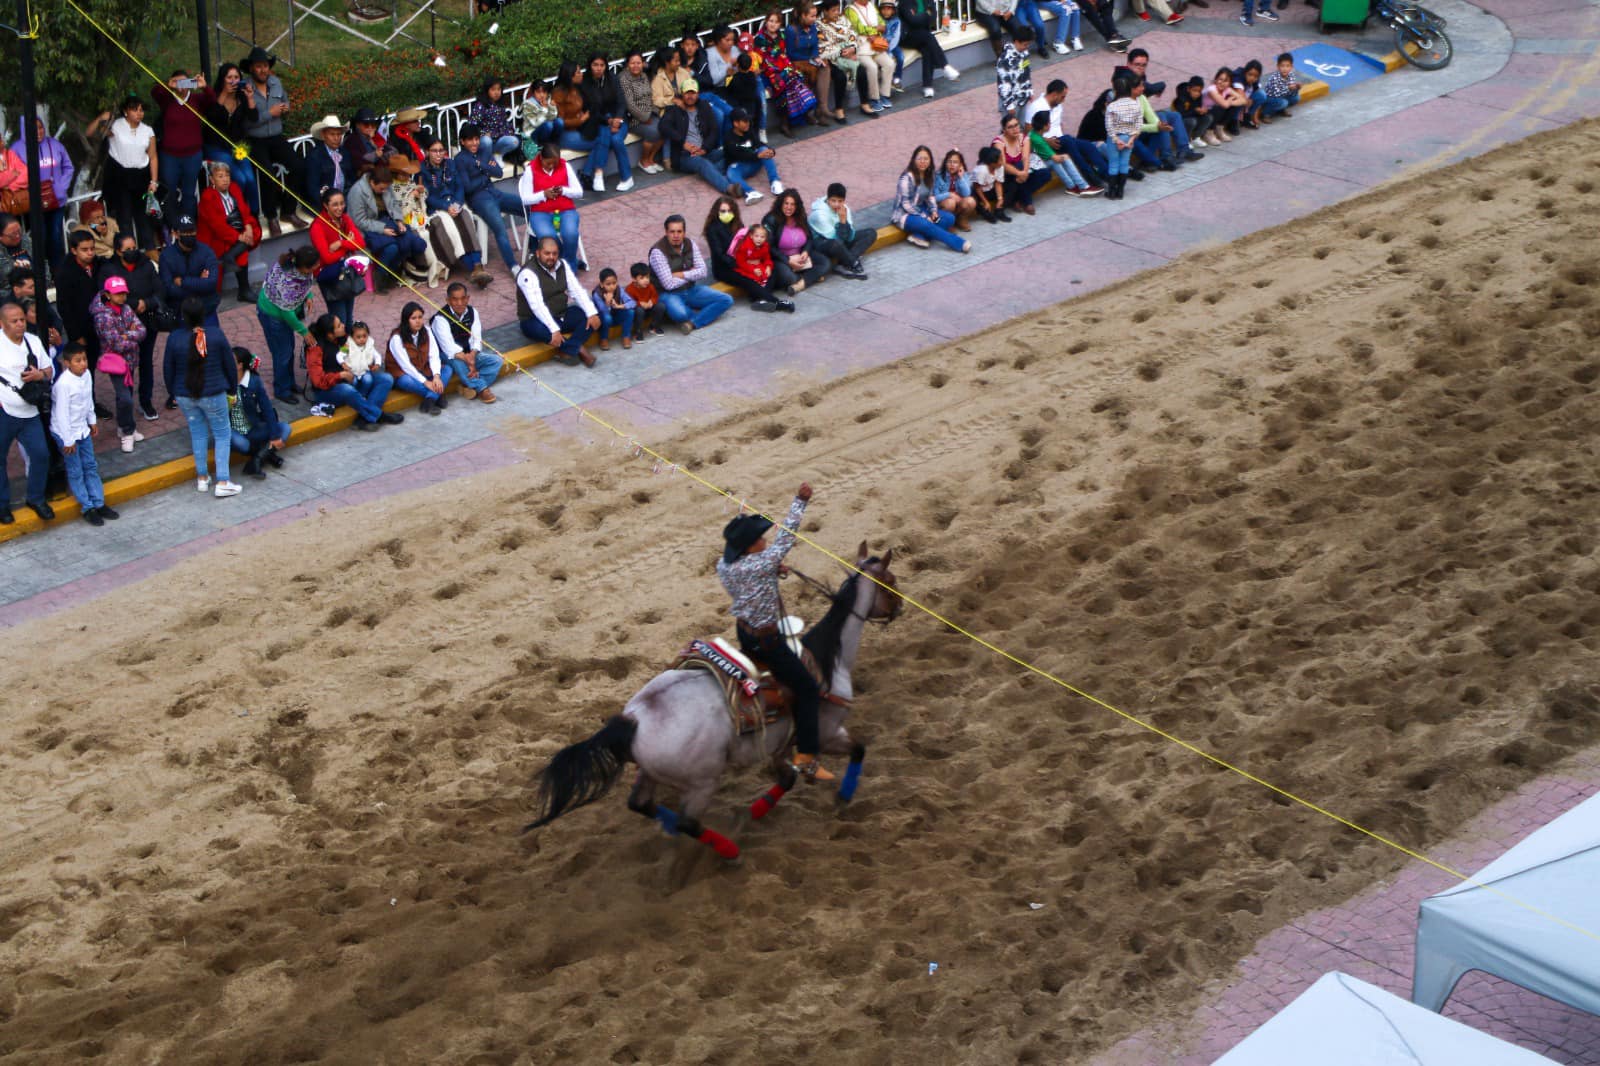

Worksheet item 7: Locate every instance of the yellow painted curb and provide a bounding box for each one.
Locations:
[0,340,557,545]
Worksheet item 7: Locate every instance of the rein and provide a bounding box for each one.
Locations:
[785,567,895,625]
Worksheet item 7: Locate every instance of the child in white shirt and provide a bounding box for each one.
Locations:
[971,146,1012,223]
[49,343,117,526]
[339,321,384,391]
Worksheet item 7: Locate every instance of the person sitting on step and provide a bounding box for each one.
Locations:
[430,282,504,402]
[516,236,600,367]
[717,481,832,781]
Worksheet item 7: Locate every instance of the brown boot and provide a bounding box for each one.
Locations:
[793,753,837,783]
[479,388,497,403]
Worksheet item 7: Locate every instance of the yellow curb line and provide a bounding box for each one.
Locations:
[4,62,1373,547]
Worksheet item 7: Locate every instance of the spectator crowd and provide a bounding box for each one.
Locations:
[2,0,1308,526]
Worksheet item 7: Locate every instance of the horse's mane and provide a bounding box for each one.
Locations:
[801,561,874,689]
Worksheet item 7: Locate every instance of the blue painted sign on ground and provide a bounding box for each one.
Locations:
[1290,44,1388,92]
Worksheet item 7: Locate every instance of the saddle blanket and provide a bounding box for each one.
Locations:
[673,639,789,736]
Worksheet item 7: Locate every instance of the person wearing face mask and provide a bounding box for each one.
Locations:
[98,232,166,418]
[159,215,223,326]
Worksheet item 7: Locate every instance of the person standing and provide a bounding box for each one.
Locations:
[50,343,116,525]
[256,246,319,403]
[0,300,55,524]
[241,47,309,232]
[164,298,242,497]
[89,276,146,453]
[99,232,166,417]
[717,482,832,780]
[159,215,223,326]
[202,63,261,221]
[152,70,215,218]
[10,117,73,279]
[57,230,106,410]
[101,96,160,252]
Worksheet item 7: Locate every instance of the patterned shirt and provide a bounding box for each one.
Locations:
[996,44,1033,114]
[1262,69,1300,99]
[1105,98,1143,144]
[716,496,808,630]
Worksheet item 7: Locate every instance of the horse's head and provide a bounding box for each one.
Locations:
[853,541,902,624]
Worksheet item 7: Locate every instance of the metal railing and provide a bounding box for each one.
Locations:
[284,0,977,159]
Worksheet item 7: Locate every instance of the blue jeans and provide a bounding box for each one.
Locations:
[0,410,48,508]
[676,150,731,193]
[231,421,292,453]
[1160,109,1192,154]
[1259,89,1300,116]
[519,305,594,356]
[316,262,356,333]
[257,310,302,399]
[59,434,105,510]
[175,392,233,480]
[446,350,504,392]
[727,158,781,196]
[1058,135,1107,182]
[160,151,205,218]
[1036,0,1080,41]
[597,304,635,339]
[526,209,582,269]
[393,364,454,401]
[361,226,428,282]
[491,134,521,157]
[1045,157,1088,188]
[312,371,393,423]
[659,284,733,329]
[1102,140,1133,175]
[204,148,259,215]
[528,118,564,146]
[901,211,966,251]
[467,191,521,269]
[561,124,632,182]
[1016,0,1056,46]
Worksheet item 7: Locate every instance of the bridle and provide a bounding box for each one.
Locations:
[787,565,900,625]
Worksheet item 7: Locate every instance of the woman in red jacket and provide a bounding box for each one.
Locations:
[197,162,261,303]
[308,185,368,328]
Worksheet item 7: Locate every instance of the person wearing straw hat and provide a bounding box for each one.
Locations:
[240,47,309,230]
[387,107,434,165]
[305,114,354,205]
[716,482,833,782]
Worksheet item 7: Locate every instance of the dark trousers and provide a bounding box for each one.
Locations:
[1079,0,1121,40]
[249,135,306,220]
[738,624,821,755]
[1004,169,1051,207]
[816,228,877,268]
[518,304,592,356]
[104,159,157,251]
[899,25,948,87]
[712,262,779,304]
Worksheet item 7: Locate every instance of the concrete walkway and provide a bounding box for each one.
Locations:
[0,0,1589,630]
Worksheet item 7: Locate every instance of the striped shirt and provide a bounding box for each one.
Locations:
[1105,98,1143,143]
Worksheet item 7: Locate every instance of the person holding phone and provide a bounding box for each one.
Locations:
[153,70,215,218]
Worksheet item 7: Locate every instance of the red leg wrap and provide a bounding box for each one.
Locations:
[697,827,740,860]
[749,783,787,820]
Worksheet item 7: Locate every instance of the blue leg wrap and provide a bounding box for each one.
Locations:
[837,760,863,803]
[655,806,680,836]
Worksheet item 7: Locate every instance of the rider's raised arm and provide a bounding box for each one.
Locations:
[764,495,809,562]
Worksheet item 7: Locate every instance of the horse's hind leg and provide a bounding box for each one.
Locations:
[628,772,677,831]
[750,760,799,820]
[665,781,740,889]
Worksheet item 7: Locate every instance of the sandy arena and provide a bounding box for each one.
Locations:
[4,119,1600,1064]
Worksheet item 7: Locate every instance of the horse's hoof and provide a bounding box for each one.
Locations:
[723,853,744,868]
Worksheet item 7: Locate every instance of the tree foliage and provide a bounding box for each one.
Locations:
[0,0,186,126]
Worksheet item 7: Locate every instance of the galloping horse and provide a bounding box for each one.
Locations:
[523,544,900,864]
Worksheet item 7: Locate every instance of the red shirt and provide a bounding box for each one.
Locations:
[527,160,575,215]
[152,84,216,157]
[309,213,366,267]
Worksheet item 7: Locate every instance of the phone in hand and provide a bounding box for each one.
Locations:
[177,77,199,90]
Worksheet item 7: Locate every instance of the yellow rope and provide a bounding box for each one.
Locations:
[64,0,1600,950]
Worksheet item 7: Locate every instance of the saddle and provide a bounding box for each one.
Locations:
[672,637,821,737]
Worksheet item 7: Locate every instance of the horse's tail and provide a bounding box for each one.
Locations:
[522,714,637,833]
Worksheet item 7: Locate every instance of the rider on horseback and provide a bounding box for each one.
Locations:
[717,482,833,782]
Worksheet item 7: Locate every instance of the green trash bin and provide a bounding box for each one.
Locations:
[1319,0,1370,31]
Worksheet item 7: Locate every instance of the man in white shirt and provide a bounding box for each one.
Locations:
[516,237,600,368]
[0,301,56,523]
[430,283,504,402]
[1025,80,1110,188]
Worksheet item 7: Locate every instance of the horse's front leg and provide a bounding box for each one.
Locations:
[820,725,866,805]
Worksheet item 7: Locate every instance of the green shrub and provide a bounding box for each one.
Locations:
[279,48,480,133]
[480,0,772,84]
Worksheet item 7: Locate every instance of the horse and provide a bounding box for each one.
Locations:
[522,544,901,867]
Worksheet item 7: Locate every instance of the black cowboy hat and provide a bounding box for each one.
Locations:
[242,46,277,70]
[351,107,380,125]
[722,514,773,564]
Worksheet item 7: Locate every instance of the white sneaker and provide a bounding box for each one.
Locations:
[120,435,134,453]
[758,129,769,144]
[131,430,145,443]
[1053,41,1069,53]
[214,481,242,498]
[591,172,605,192]
[771,180,784,195]
[616,177,635,192]
[1072,36,1084,50]
[943,64,960,80]
[744,190,764,205]
[640,163,664,175]
[923,86,936,98]
[196,477,210,493]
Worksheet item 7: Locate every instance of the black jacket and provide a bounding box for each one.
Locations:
[659,102,723,170]
[56,258,100,345]
[724,130,766,168]
[577,73,623,139]
[703,220,739,275]
[236,371,281,444]
[305,144,356,203]
[763,210,817,257]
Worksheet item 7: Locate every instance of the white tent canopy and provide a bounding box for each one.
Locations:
[1216,972,1556,1065]
[1412,791,1600,1014]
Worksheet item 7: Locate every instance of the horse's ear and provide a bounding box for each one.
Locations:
[880,548,893,568]
[856,540,869,566]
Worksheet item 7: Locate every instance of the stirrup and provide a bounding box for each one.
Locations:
[792,754,836,783]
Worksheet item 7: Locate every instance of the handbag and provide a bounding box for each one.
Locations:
[97,352,129,377]
[4,335,51,417]
[869,34,890,52]
[0,188,27,215]
[325,263,365,302]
